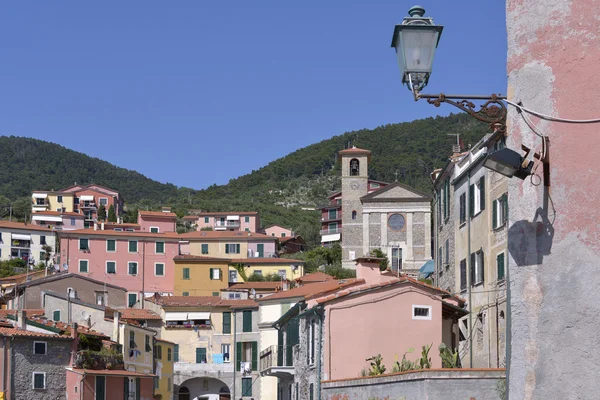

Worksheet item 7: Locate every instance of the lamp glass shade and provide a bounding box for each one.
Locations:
[483,148,532,180]
[393,25,442,88]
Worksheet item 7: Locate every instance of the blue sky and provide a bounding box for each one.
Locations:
[0,1,506,189]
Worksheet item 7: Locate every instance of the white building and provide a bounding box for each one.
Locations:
[0,221,56,266]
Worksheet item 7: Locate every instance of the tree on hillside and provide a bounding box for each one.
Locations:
[107,205,117,222]
[97,204,106,221]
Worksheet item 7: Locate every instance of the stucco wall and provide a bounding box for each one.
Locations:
[506,0,600,398]
[322,369,506,400]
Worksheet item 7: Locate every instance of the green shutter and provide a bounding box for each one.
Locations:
[277,329,284,366]
[174,344,179,362]
[53,310,60,321]
[183,268,190,279]
[95,376,105,400]
[225,244,229,254]
[480,252,485,283]
[107,239,115,251]
[236,342,242,371]
[469,184,475,216]
[492,200,498,229]
[310,383,314,400]
[497,253,505,280]
[135,378,140,400]
[209,268,214,280]
[223,312,231,334]
[128,293,137,307]
[251,341,258,370]
[156,263,164,276]
[156,242,164,253]
[243,310,252,332]
[80,238,88,250]
[479,177,485,211]
[202,244,208,254]
[242,378,252,396]
[80,260,88,273]
[503,193,509,224]
[124,377,129,399]
[470,253,476,286]
[196,347,206,363]
[257,244,264,257]
[236,244,240,254]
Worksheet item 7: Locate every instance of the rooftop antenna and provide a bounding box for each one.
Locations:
[394,170,399,182]
[447,134,461,153]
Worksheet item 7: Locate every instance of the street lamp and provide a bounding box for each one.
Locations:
[391,5,507,133]
[483,148,533,180]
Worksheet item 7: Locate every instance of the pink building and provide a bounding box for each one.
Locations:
[59,229,181,306]
[62,184,124,225]
[137,210,177,233]
[263,224,293,238]
[65,369,155,400]
[183,211,260,232]
[31,211,85,230]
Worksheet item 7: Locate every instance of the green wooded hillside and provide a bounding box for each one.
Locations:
[0,113,490,244]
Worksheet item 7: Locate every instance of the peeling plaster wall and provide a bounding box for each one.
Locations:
[506,0,600,398]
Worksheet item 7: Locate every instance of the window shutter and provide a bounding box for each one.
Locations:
[236,342,242,371]
[479,177,485,211]
[277,329,284,366]
[95,376,105,400]
[445,180,450,218]
[174,344,179,362]
[209,268,213,280]
[53,310,60,321]
[223,312,231,334]
[470,253,476,285]
[236,244,240,254]
[225,245,229,254]
[251,341,258,370]
[460,260,467,291]
[503,193,509,224]
[124,377,129,399]
[243,310,252,332]
[480,252,485,283]
[135,378,141,400]
[492,200,498,229]
[469,185,475,217]
[497,253,505,280]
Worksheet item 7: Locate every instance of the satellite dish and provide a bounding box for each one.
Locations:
[81,310,91,320]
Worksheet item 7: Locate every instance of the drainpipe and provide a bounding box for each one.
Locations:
[232,310,237,398]
[142,240,146,308]
[316,307,323,400]
[467,170,473,368]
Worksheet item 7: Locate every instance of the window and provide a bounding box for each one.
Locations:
[229,270,237,283]
[99,198,108,206]
[310,383,314,400]
[146,335,152,352]
[245,228,250,232]
[174,344,179,362]
[128,293,137,307]
[150,227,159,233]
[460,259,467,291]
[223,312,231,334]
[391,247,402,271]
[459,193,466,224]
[70,217,76,226]
[36,198,45,206]
[96,292,106,306]
[212,291,219,297]
[74,197,79,205]
[182,292,189,296]
[128,262,138,275]
[167,347,172,361]
[328,222,337,233]
[155,241,164,254]
[106,239,116,252]
[106,261,116,274]
[128,241,138,252]
[225,244,240,254]
[210,268,221,280]
[79,260,88,273]
[497,252,505,280]
[154,377,159,390]
[79,238,89,250]
[493,194,508,229]
[40,250,46,262]
[204,216,209,223]
[371,182,380,189]
[349,158,359,176]
[32,372,45,389]
[201,244,209,254]
[436,189,442,225]
[308,318,316,365]
[245,216,250,223]
[33,341,47,355]
[443,179,450,220]
[243,310,252,332]
[278,270,287,279]
[229,293,241,299]
[471,250,485,285]
[183,268,190,280]
[254,270,263,276]
[438,247,443,270]
[328,209,337,220]
[281,232,286,237]
[222,343,230,362]
[242,378,252,396]
[196,347,207,363]
[469,176,486,217]
[156,345,162,359]
[57,195,63,203]
[388,214,405,231]
[445,240,449,266]
[412,305,432,320]
[351,210,357,220]
[155,263,164,276]
[39,235,46,245]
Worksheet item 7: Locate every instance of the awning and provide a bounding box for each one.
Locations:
[32,215,62,222]
[165,312,188,321]
[321,233,341,242]
[226,215,240,221]
[80,195,94,201]
[187,312,210,320]
[12,234,31,241]
[32,193,48,199]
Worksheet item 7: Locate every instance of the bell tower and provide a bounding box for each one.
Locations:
[339,147,371,269]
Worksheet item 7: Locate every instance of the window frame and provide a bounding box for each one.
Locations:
[106,260,117,274]
[182,267,190,280]
[79,238,89,251]
[128,240,138,253]
[201,243,209,254]
[33,341,47,355]
[128,262,138,276]
[106,239,116,252]
[128,293,138,308]
[155,263,165,277]
[412,305,432,320]
[79,259,89,273]
[497,252,506,281]
[150,227,160,233]
[459,193,466,225]
[98,197,108,207]
[32,372,46,390]
[155,241,165,254]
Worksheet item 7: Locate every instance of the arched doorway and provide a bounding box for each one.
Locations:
[177,378,231,400]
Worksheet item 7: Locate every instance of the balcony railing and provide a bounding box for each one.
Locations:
[214,222,240,229]
[259,345,294,375]
[11,240,31,249]
[320,228,342,235]
[321,214,341,222]
[80,202,97,209]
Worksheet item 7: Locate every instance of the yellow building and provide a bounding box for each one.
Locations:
[180,231,279,259]
[229,258,305,283]
[173,255,231,296]
[31,191,74,213]
[119,321,156,375]
[154,338,175,400]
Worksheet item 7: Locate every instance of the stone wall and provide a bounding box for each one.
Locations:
[322,369,506,400]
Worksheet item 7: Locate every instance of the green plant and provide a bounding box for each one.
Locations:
[365,354,386,376]
[418,344,432,369]
[107,204,117,222]
[359,368,368,377]
[369,248,389,271]
[392,348,417,372]
[231,263,249,282]
[247,273,265,282]
[439,343,461,368]
[97,203,106,220]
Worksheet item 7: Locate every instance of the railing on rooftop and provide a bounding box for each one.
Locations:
[75,350,124,370]
[321,213,341,222]
[319,228,342,236]
[214,222,240,229]
[259,345,293,372]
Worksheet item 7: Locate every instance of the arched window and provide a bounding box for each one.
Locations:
[351,211,357,220]
[350,158,360,176]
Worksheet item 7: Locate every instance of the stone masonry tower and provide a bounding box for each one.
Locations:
[339,147,370,269]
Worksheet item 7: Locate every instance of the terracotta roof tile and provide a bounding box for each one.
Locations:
[0,270,48,283]
[60,229,181,239]
[338,147,371,154]
[173,255,232,262]
[147,295,257,309]
[179,231,275,240]
[115,309,162,321]
[232,258,304,265]
[227,282,286,291]
[186,212,258,217]
[138,210,177,218]
[32,210,83,217]
[70,369,155,377]
[27,315,109,338]
[0,309,44,318]
[0,221,54,232]
[295,272,334,283]
[257,279,365,301]
[0,327,72,339]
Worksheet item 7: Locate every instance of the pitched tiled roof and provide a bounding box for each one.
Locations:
[295,272,335,283]
[70,369,155,377]
[32,210,83,217]
[232,258,304,265]
[0,309,44,318]
[0,270,48,283]
[173,255,232,262]
[179,231,275,240]
[338,147,371,155]
[115,309,162,320]
[147,295,257,309]
[16,272,126,291]
[227,281,286,291]
[60,229,180,239]
[27,315,109,338]
[187,211,258,217]
[257,279,365,301]
[0,221,54,232]
[104,222,141,228]
[0,327,72,339]
[138,210,177,218]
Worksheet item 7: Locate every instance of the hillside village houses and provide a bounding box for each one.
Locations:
[0,141,514,399]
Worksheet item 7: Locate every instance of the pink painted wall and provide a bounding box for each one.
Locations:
[74,189,119,214]
[74,374,153,400]
[66,370,82,400]
[194,214,260,232]
[60,235,178,294]
[355,260,393,285]
[137,215,176,233]
[323,286,443,380]
[264,225,293,238]
[247,241,277,257]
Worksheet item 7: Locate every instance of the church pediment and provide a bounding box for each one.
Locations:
[360,182,431,202]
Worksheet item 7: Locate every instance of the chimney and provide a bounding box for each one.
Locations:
[70,322,79,366]
[101,222,105,230]
[112,311,120,343]
[94,223,98,231]
[17,310,26,330]
[355,257,390,285]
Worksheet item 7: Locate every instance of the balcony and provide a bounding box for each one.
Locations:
[175,361,233,378]
[80,202,97,209]
[321,213,341,222]
[214,221,240,230]
[320,228,342,236]
[11,240,31,249]
[75,350,124,370]
[259,345,294,378]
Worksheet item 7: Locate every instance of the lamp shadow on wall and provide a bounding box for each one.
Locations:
[508,186,555,267]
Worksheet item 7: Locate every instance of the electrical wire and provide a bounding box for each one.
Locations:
[506,99,600,124]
